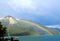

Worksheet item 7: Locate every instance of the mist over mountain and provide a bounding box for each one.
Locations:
[0,16,60,36]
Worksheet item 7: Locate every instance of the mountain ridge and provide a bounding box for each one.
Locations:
[0,16,60,36]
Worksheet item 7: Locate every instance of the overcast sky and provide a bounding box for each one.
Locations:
[0,0,60,25]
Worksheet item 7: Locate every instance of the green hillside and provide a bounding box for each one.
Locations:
[0,16,59,36]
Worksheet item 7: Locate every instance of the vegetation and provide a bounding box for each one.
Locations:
[0,22,7,37]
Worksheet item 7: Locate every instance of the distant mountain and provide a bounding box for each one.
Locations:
[46,26,60,34]
[0,16,60,36]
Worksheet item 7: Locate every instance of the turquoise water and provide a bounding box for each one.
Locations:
[18,35,60,41]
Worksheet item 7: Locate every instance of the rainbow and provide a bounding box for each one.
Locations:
[20,19,55,35]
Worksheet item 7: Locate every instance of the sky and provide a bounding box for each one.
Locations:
[0,0,60,25]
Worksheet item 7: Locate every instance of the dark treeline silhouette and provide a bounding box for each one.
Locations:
[0,22,6,37]
[0,22,7,41]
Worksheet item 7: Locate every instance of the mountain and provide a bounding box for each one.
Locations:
[0,16,60,36]
[46,26,60,33]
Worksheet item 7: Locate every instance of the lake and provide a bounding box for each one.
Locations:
[18,35,60,41]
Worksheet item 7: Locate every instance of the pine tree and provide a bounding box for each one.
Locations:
[0,22,6,37]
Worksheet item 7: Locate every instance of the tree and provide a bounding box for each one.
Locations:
[0,22,7,37]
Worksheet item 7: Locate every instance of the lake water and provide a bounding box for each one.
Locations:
[18,35,60,41]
